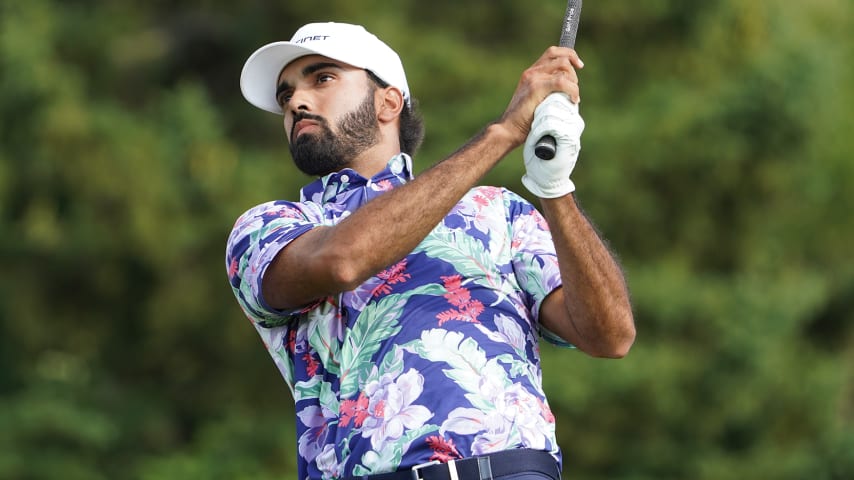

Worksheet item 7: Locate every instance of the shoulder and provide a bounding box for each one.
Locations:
[226,200,323,254]
[234,200,319,224]
[462,186,530,206]
[229,200,322,234]
[460,186,539,217]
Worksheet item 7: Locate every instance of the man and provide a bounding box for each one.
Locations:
[226,22,634,480]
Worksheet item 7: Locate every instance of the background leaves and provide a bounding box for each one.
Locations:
[1,0,852,478]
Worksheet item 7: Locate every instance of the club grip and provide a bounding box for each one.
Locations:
[534,135,557,160]
[535,0,581,161]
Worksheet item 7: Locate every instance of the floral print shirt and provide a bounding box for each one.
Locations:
[226,154,568,479]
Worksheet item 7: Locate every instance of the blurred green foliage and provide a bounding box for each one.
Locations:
[1,0,852,478]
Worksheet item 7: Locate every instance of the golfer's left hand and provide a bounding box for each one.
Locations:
[522,93,585,198]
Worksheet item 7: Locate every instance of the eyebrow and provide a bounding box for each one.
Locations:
[276,62,346,98]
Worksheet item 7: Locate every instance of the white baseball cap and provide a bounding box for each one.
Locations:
[240,22,411,114]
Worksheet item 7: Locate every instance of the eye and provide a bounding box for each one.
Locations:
[277,90,293,107]
[317,73,334,84]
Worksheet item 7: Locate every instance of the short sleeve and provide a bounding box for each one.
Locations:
[225,200,322,327]
[504,190,572,347]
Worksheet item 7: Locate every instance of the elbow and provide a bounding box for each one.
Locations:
[327,259,364,291]
[320,242,402,292]
[319,247,370,292]
[589,340,633,359]
[604,332,635,359]
[612,312,637,358]
[588,310,636,359]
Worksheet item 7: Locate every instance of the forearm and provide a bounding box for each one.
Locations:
[263,123,518,309]
[539,194,635,357]
[334,124,516,277]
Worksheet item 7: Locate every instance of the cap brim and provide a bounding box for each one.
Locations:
[240,42,317,115]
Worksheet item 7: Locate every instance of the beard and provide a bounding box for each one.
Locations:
[289,90,380,177]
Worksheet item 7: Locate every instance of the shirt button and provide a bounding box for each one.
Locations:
[340,174,350,183]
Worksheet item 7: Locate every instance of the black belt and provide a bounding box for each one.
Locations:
[347,449,560,480]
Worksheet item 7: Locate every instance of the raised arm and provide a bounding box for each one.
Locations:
[537,196,635,358]
[263,47,585,310]
[516,55,635,358]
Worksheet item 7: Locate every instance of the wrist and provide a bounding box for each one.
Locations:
[484,122,521,153]
[521,175,576,198]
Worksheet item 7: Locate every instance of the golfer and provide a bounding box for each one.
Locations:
[226,21,635,480]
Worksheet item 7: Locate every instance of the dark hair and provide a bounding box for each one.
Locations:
[366,70,425,156]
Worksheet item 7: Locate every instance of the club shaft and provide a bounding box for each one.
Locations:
[534,0,582,160]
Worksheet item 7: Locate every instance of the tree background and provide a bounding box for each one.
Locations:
[1,0,852,478]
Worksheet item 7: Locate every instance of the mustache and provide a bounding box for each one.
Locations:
[292,112,327,130]
[290,112,329,144]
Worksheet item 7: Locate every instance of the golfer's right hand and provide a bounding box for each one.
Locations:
[499,46,583,147]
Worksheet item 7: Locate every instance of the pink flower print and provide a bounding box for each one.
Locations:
[437,275,484,325]
[286,329,297,354]
[537,396,556,424]
[303,352,320,377]
[371,260,411,297]
[532,210,549,231]
[228,258,239,278]
[426,435,463,463]
[340,393,370,428]
[481,186,501,200]
[372,179,394,191]
[473,187,501,207]
[441,275,468,304]
[277,208,305,219]
[460,188,503,235]
[472,186,500,207]
[372,399,387,417]
[473,194,490,208]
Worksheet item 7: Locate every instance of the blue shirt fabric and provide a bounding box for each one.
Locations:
[226,154,568,479]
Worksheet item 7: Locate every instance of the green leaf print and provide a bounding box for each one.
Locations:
[415,229,499,285]
[306,302,343,376]
[522,259,552,301]
[293,376,321,403]
[373,345,405,383]
[339,284,446,399]
[319,380,340,417]
[495,353,534,382]
[270,341,295,395]
[404,329,511,400]
[416,228,522,309]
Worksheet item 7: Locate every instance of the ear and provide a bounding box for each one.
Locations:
[376,87,405,124]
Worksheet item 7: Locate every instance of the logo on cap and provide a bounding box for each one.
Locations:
[294,35,331,44]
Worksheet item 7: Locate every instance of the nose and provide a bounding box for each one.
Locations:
[287,87,312,116]
[283,90,311,139]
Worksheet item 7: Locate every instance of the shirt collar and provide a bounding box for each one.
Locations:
[299,153,414,204]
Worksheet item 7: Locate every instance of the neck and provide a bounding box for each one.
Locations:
[344,131,402,179]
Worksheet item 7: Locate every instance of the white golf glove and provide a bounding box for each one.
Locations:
[521,93,585,198]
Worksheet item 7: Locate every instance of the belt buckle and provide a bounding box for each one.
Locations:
[410,460,440,480]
